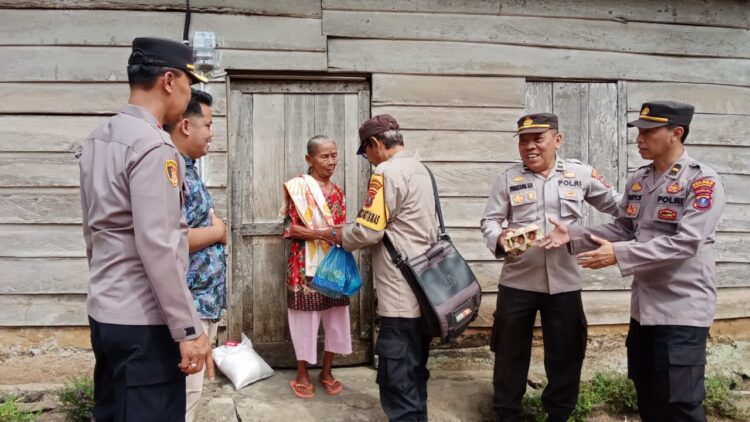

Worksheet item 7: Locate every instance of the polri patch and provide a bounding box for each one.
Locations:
[691,178,715,211]
[165,159,178,187]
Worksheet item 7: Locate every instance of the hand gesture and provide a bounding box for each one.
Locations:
[210,209,227,245]
[178,333,215,379]
[576,236,617,269]
[319,229,337,245]
[540,217,570,249]
[496,229,520,256]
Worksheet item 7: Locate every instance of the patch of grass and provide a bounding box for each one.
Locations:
[58,376,94,422]
[0,396,39,422]
[521,372,748,421]
[704,375,750,421]
[589,372,638,414]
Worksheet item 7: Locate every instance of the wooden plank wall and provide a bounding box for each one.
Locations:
[0,3,326,325]
[322,0,750,328]
[1,0,749,329]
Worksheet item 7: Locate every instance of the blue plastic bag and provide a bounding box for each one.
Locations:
[311,245,363,298]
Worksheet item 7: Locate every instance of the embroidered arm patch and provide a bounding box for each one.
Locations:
[356,174,389,231]
[691,178,715,211]
[165,159,178,187]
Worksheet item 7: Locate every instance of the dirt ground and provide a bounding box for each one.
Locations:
[1,323,749,384]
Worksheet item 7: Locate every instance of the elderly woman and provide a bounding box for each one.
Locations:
[283,135,352,399]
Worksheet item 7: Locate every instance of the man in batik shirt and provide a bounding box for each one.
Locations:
[164,89,227,422]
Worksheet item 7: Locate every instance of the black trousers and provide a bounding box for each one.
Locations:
[490,286,587,421]
[375,317,432,422]
[89,317,186,422]
[626,319,708,422]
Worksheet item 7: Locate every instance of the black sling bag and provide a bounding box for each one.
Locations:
[382,166,482,343]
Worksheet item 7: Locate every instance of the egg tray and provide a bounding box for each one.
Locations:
[501,224,544,255]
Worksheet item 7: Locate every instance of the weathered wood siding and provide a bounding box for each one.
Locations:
[320,0,750,328]
[1,0,748,331]
[0,3,324,326]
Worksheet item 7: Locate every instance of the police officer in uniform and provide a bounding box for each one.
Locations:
[545,102,726,421]
[481,113,621,421]
[331,114,438,421]
[77,37,212,421]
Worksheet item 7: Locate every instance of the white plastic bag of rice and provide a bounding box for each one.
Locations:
[212,333,274,390]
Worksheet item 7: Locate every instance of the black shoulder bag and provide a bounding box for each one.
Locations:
[382,166,482,343]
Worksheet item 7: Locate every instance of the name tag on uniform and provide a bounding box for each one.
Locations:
[510,183,533,192]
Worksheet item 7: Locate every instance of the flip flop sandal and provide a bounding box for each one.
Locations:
[290,379,315,399]
[319,378,343,395]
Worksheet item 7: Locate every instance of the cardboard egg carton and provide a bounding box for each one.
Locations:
[501,223,544,255]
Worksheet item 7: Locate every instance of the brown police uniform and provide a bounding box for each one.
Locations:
[481,113,621,421]
[568,102,725,422]
[342,114,437,421]
[77,37,207,422]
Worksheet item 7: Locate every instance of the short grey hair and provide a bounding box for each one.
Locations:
[375,129,404,149]
[306,135,336,156]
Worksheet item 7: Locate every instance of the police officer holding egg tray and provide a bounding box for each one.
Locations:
[481,113,621,422]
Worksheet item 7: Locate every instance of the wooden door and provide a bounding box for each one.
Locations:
[525,81,627,225]
[227,78,373,367]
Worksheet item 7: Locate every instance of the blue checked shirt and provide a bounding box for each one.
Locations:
[182,156,226,320]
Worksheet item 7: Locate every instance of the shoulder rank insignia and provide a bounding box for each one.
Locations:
[666,182,682,194]
[631,181,642,192]
[691,178,715,211]
[513,175,525,183]
[356,174,389,231]
[670,163,682,175]
[165,159,178,187]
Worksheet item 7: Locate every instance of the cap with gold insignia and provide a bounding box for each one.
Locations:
[128,37,208,84]
[516,113,558,136]
[628,101,693,129]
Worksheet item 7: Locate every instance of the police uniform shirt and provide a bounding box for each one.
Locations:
[568,151,726,327]
[481,156,621,294]
[342,149,438,318]
[78,104,202,341]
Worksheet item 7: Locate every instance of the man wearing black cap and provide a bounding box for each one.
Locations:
[77,37,212,421]
[545,101,726,421]
[481,113,621,421]
[330,114,438,421]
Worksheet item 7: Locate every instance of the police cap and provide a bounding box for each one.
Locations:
[516,113,558,136]
[628,101,694,129]
[128,37,208,84]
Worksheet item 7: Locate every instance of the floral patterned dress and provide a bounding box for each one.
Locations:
[284,181,350,311]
